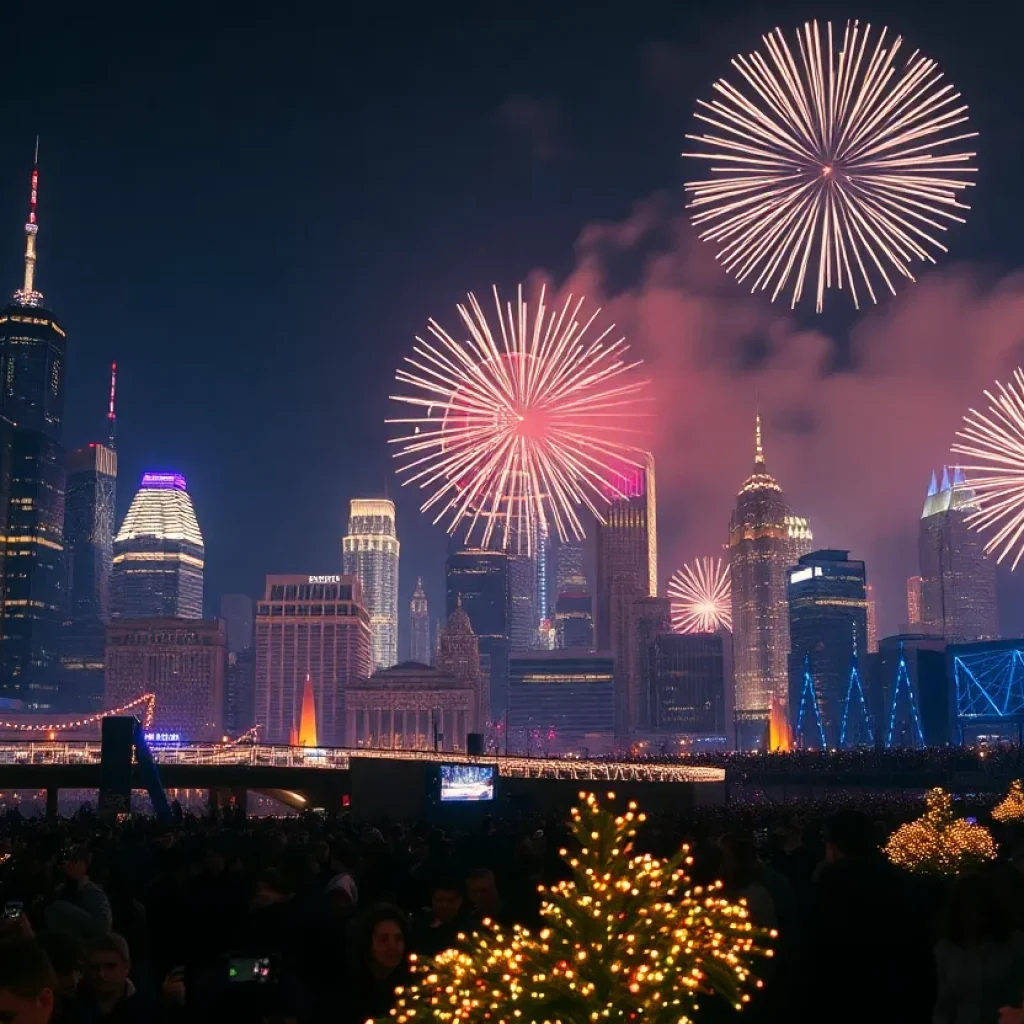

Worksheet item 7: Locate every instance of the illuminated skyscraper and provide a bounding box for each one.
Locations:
[110,473,204,620]
[907,575,923,626]
[595,454,658,734]
[59,442,117,711]
[105,618,225,740]
[509,552,538,651]
[0,148,67,703]
[446,546,509,717]
[255,574,373,746]
[342,498,399,669]
[410,577,430,665]
[555,538,586,595]
[555,590,594,649]
[786,550,868,747]
[919,467,998,643]
[729,416,813,748]
[866,583,879,653]
[436,596,485,729]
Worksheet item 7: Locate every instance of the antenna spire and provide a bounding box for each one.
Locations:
[754,411,765,466]
[107,362,117,450]
[14,138,42,306]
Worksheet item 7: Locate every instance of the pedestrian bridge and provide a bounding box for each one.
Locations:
[0,741,724,783]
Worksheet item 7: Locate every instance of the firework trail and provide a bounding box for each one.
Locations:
[668,557,732,633]
[684,20,976,312]
[388,285,651,552]
[952,369,1024,569]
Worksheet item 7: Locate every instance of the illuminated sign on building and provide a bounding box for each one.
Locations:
[789,566,824,584]
[309,574,341,584]
[144,731,181,743]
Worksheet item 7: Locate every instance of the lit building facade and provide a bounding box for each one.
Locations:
[254,574,372,746]
[554,590,594,649]
[866,583,879,653]
[446,546,509,717]
[105,618,226,740]
[345,662,473,752]
[111,473,204,620]
[786,550,868,748]
[907,575,923,626]
[342,498,399,669]
[0,157,67,703]
[555,539,586,595]
[436,597,485,729]
[950,639,1024,744]
[508,649,615,743]
[646,632,726,735]
[919,468,999,644]
[63,444,116,621]
[634,596,671,731]
[595,454,657,734]
[729,416,812,748]
[410,577,430,665]
[509,552,538,651]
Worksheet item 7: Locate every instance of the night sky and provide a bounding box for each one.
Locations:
[0,0,1021,648]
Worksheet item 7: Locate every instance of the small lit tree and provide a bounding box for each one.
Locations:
[390,792,774,1024]
[993,780,1024,823]
[884,787,996,875]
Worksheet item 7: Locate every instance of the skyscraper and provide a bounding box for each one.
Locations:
[509,552,538,651]
[342,498,399,669]
[729,415,813,748]
[110,473,204,620]
[647,633,727,736]
[59,443,117,711]
[555,538,586,595]
[866,582,879,653]
[634,596,671,731]
[446,546,509,717]
[219,593,254,655]
[64,444,117,621]
[595,454,658,734]
[554,590,594,649]
[254,574,373,746]
[410,577,430,664]
[105,618,226,740]
[919,467,999,643]
[907,575,923,625]
[786,549,868,747]
[0,150,67,703]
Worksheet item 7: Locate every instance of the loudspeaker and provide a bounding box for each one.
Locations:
[466,732,484,756]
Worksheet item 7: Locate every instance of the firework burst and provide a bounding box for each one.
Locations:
[388,285,650,552]
[668,557,732,633]
[684,20,976,312]
[951,368,1024,569]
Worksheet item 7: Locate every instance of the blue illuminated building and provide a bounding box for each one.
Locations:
[950,639,1024,744]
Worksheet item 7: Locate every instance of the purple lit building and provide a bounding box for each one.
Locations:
[110,472,205,620]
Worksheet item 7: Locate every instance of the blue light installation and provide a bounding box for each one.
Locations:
[840,653,874,748]
[794,654,827,749]
[953,648,1024,721]
[885,641,925,749]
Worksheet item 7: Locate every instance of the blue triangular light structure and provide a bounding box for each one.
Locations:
[940,465,951,492]
[926,471,938,497]
[840,652,874,748]
[795,654,827,749]
[885,641,926,749]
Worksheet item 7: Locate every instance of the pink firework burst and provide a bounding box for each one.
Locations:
[669,557,732,633]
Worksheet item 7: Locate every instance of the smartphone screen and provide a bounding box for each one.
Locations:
[3,901,23,920]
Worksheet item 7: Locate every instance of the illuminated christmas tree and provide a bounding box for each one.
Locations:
[390,792,774,1024]
[993,780,1024,823]
[884,787,996,875]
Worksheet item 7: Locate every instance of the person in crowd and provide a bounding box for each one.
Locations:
[0,937,57,1024]
[46,846,112,940]
[465,868,511,928]
[717,832,777,928]
[321,903,410,1024]
[412,877,471,958]
[934,873,1024,1024]
[76,933,186,1023]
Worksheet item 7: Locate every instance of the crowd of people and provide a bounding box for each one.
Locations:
[3,791,1024,1023]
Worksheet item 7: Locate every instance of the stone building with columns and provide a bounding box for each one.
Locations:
[344,660,474,751]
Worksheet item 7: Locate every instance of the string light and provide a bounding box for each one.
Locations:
[391,792,774,1024]
[993,780,1024,823]
[884,787,996,875]
[0,693,156,733]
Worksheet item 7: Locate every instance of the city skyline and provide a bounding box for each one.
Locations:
[2,1,1024,706]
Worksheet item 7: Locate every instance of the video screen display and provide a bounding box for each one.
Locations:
[440,763,495,802]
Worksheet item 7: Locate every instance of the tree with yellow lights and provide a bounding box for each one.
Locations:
[389,792,774,1024]
[993,780,1024,823]
[884,787,997,875]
